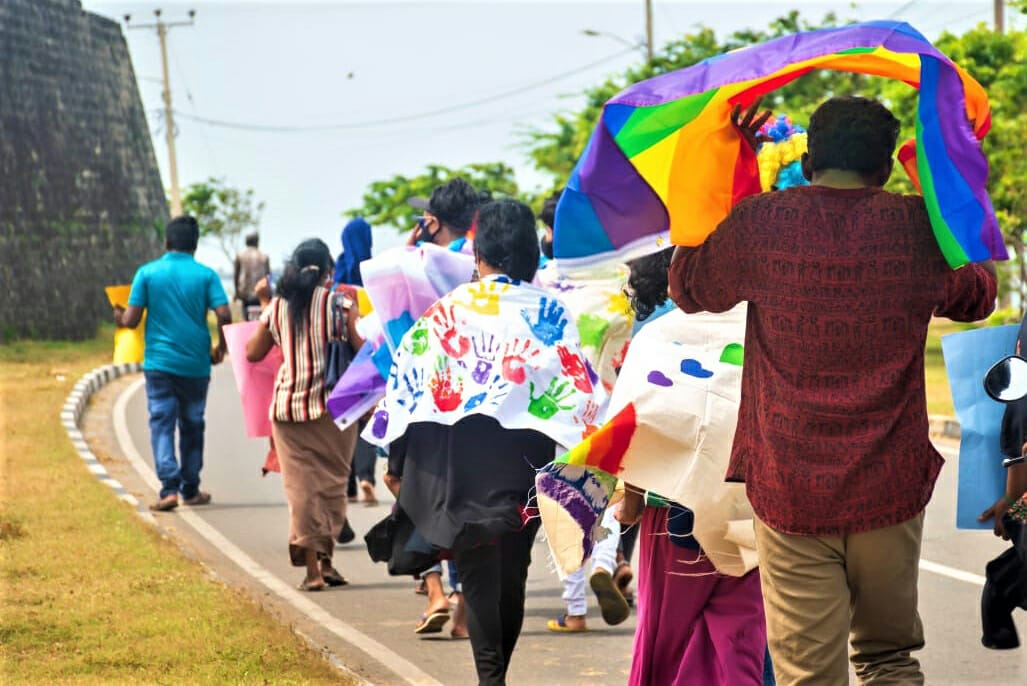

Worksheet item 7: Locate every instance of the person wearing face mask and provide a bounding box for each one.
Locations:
[406,178,479,253]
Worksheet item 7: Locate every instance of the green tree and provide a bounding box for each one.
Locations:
[181,178,265,267]
[349,162,522,232]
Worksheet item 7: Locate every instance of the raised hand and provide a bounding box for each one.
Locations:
[501,338,541,385]
[732,98,773,152]
[521,297,568,346]
[557,345,593,393]
[430,303,471,358]
[461,280,509,316]
[430,362,464,412]
[528,377,577,420]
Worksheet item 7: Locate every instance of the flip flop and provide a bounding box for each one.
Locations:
[614,562,635,607]
[546,615,588,633]
[590,569,631,626]
[322,570,349,587]
[297,579,326,592]
[414,610,450,635]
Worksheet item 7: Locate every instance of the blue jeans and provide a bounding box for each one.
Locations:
[144,371,210,499]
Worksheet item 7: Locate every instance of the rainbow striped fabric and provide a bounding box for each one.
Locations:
[554,21,1005,269]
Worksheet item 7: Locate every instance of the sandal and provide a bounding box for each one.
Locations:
[297,579,326,592]
[414,609,450,635]
[322,569,349,587]
[546,614,588,633]
[590,569,630,626]
[613,562,635,606]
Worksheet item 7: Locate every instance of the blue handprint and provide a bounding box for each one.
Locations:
[396,368,426,411]
[464,374,510,411]
[464,392,487,411]
[521,297,568,346]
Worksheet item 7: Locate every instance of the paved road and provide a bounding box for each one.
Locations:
[119,364,1027,684]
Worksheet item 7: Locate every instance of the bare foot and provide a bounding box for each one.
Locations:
[450,592,468,638]
[360,480,378,506]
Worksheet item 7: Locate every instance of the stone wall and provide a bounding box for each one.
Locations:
[0,0,166,340]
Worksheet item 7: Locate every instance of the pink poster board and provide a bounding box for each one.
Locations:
[222,321,283,438]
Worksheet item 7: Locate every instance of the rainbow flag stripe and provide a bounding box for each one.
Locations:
[554,21,1005,269]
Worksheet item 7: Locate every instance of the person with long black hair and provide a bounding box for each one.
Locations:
[246,238,358,591]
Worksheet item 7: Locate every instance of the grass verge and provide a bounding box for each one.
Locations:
[0,329,344,684]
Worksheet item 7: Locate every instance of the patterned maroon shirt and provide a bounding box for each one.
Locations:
[670,186,997,536]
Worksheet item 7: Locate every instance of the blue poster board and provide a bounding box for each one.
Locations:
[942,325,1018,529]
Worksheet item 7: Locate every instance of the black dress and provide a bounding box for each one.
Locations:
[393,414,555,685]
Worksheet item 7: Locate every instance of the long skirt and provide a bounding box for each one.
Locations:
[629,506,767,685]
[272,414,356,566]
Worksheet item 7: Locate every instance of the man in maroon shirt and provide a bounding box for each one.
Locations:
[669,96,997,684]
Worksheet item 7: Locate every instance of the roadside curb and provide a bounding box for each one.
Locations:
[61,362,147,511]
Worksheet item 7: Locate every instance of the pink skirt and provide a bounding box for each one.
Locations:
[629,507,767,686]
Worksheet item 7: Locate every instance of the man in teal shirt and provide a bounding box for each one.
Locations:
[115,216,232,511]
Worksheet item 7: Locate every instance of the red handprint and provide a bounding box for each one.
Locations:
[430,366,464,412]
[430,303,470,359]
[576,399,601,439]
[501,338,541,385]
[557,345,593,394]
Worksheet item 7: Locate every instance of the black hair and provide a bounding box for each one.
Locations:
[806,96,900,178]
[475,199,540,283]
[165,215,199,252]
[539,188,563,230]
[428,177,479,235]
[245,232,259,247]
[276,238,333,340]
[627,247,674,321]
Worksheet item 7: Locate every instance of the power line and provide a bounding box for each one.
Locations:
[169,47,636,133]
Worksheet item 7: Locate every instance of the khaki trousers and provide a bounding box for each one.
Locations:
[754,514,925,686]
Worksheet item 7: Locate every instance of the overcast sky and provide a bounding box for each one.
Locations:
[81,1,1008,272]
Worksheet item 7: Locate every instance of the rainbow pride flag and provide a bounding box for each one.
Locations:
[554,21,1005,269]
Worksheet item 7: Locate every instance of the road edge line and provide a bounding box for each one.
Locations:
[110,375,443,686]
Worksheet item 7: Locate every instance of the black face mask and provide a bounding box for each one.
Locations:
[540,236,554,260]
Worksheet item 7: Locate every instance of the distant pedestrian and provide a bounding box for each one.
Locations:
[234,232,271,320]
[245,238,357,592]
[114,215,232,512]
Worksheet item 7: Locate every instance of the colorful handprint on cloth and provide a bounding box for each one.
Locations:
[460,279,510,316]
[406,319,430,355]
[395,368,426,411]
[557,345,593,394]
[528,378,577,420]
[501,338,541,385]
[576,313,610,350]
[363,278,600,452]
[430,358,464,412]
[430,303,471,358]
[463,374,511,411]
[470,333,501,384]
[574,399,601,439]
[521,297,568,346]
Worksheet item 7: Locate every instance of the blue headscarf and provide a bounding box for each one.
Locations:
[334,218,373,286]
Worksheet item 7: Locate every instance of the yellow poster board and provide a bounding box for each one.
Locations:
[105,285,145,364]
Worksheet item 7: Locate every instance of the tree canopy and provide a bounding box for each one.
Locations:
[181,178,265,268]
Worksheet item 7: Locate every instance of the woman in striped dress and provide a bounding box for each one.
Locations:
[246,238,358,591]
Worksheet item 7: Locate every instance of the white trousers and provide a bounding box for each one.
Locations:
[562,507,620,616]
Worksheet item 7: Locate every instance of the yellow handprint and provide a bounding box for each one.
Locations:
[460,280,510,316]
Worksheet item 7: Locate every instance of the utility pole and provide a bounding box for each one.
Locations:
[644,0,654,62]
[995,0,1005,33]
[125,9,196,217]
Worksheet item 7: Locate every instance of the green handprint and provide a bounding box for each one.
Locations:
[528,378,577,420]
[407,319,430,356]
[576,313,610,350]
